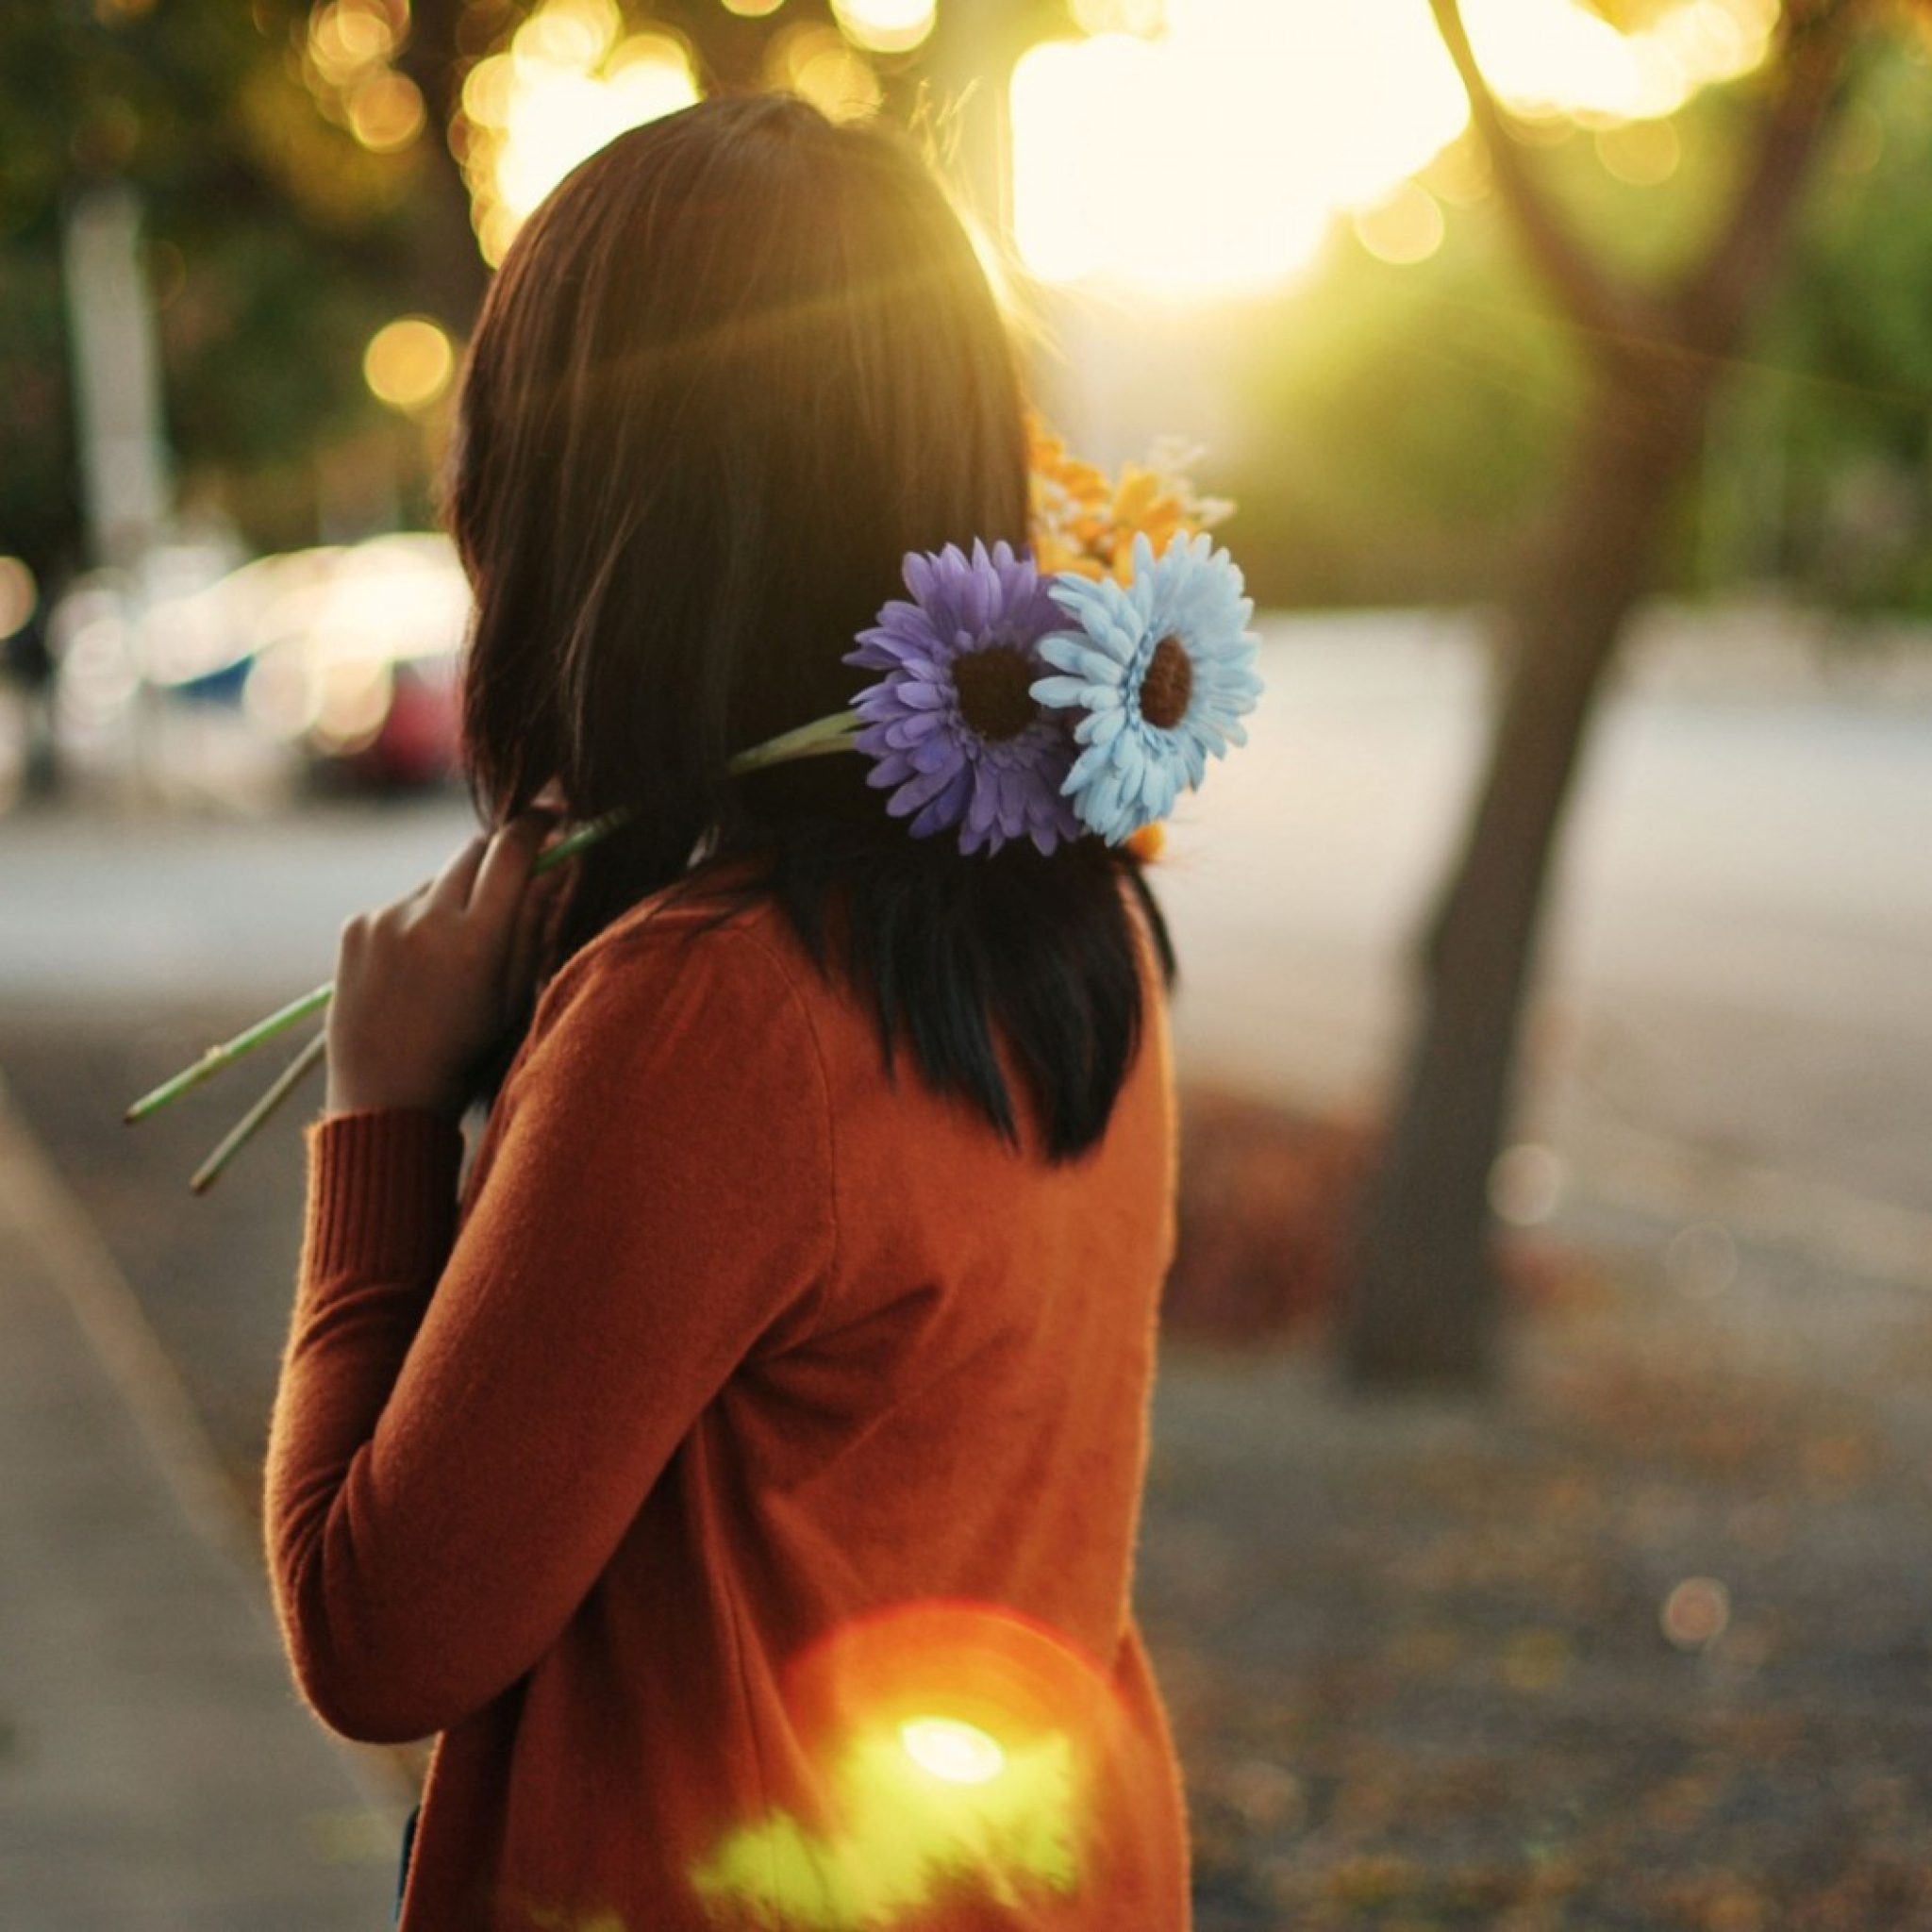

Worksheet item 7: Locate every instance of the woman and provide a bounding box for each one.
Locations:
[266,93,1192,1930]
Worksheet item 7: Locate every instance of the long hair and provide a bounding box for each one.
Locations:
[451,93,1172,1158]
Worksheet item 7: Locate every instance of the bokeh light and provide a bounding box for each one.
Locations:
[308,0,400,85]
[1011,0,1778,296]
[831,0,937,57]
[0,557,38,639]
[303,0,421,153]
[1489,1141,1564,1227]
[458,0,700,263]
[1353,181,1447,265]
[1596,115,1684,185]
[346,70,426,151]
[766,25,883,123]
[721,0,787,14]
[363,316,455,411]
[1660,1576,1732,1651]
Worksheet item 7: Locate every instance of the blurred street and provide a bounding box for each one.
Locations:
[1160,614,1932,1274]
[7,613,1928,1244]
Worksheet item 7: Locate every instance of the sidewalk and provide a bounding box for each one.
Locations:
[0,1074,407,1931]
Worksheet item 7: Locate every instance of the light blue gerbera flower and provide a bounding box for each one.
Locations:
[1031,532,1262,844]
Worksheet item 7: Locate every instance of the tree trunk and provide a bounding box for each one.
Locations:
[1343,349,1715,1388]
[1341,0,1857,1392]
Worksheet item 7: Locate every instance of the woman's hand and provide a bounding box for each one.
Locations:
[325,816,561,1118]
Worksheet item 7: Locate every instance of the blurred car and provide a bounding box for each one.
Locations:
[141,532,471,791]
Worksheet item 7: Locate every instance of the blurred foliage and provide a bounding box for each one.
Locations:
[0,0,1066,586]
[1741,31,1932,612]
[0,0,448,579]
[7,2,1932,619]
[1227,25,1932,617]
[1223,182,1581,608]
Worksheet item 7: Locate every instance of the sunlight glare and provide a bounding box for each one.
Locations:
[1011,0,1777,298]
[900,1717,1008,1786]
[1070,0,1166,32]
[512,0,620,76]
[1014,4,1463,296]
[1460,0,1645,118]
[831,0,937,57]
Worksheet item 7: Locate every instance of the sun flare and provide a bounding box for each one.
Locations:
[1010,0,1778,297]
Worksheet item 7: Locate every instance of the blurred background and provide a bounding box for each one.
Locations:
[3,1,1932,1927]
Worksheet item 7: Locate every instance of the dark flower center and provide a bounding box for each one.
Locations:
[953,644,1039,742]
[1140,636,1193,729]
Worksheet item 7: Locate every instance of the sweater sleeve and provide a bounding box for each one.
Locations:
[263,922,837,1744]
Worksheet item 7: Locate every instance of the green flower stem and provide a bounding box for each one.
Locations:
[530,811,630,874]
[125,981,335,1124]
[125,711,863,1141]
[726,708,860,774]
[189,1030,328,1195]
[526,713,858,875]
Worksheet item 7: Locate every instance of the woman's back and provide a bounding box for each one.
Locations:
[271,874,1189,1929]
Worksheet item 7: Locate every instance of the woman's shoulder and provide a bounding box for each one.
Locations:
[531,864,826,1055]
[489,868,839,1172]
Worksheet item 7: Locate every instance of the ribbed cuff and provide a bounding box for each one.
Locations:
[302,1109,464,1293]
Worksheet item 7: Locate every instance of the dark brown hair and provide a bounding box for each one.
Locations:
[452,94,1170,1157]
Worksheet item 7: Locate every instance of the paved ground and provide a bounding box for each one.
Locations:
[0,1074,406,1932]
[10,1005,1932,1930]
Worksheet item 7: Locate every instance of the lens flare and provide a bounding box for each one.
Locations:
[900,1716,1007,1785]
[692,1601,1124,1928]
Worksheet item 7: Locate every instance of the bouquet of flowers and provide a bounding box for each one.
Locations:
[126,424,1261,1189]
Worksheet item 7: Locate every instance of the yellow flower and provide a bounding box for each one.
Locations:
[1025,413,1236,586]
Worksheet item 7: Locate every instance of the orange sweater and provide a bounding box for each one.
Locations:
[266,876,1191,1931]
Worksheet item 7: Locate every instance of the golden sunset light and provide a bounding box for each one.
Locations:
[1010,0,1778,297]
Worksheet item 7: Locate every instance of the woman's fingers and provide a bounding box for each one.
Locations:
[470,814,554,928]
[505,860,565,1019]
[425,832,491,913]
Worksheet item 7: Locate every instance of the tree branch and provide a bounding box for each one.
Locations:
[1674,0,1863,356]
[1427,0,1655,353]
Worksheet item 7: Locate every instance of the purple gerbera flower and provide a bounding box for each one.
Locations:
[845,540,1084,856]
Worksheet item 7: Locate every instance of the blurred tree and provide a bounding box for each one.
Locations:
[1231,26,1932,618]
[0,0,1066,579]
[1344,0,1873,1388]
[1224,198,1583,609]
[1746,32,1932,610]
[0,0,474,574]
